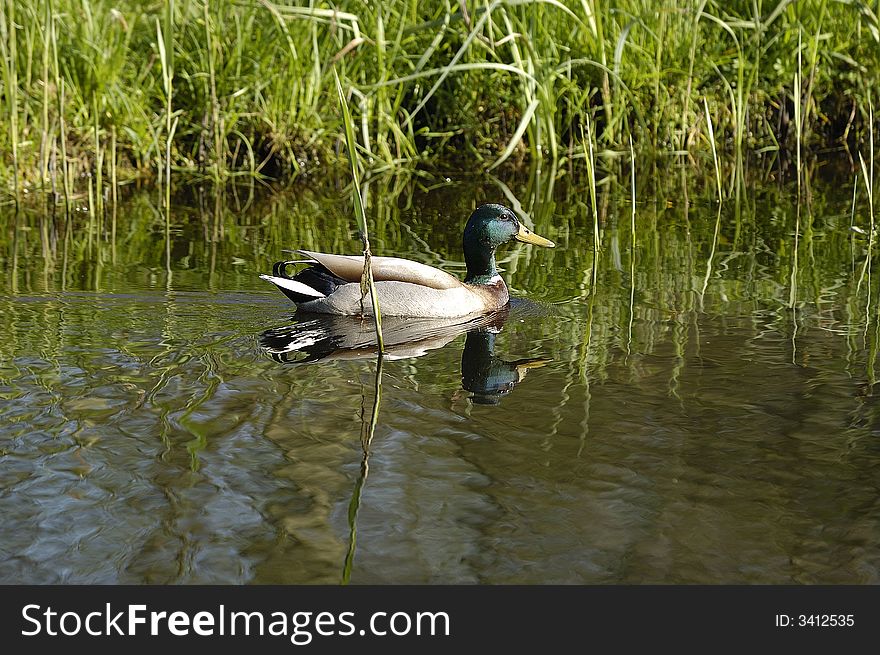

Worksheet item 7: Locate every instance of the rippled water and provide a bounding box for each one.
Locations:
[2,166,880,583]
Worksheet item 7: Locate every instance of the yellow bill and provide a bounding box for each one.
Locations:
[516,223,555,248]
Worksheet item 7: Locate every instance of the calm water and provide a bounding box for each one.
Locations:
[2,164,880,584]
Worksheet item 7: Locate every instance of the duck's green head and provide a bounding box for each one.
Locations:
[463,204,555,284]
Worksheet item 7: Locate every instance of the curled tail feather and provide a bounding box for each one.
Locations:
[261,260,347,305]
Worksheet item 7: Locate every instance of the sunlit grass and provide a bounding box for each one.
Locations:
[0,1,878,197]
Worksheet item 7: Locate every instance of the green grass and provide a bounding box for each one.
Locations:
[0,0,879,198]
[335,66,384,351]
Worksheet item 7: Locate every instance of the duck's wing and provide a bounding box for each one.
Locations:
[296,249,461,291]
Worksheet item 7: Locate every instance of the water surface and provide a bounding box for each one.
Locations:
[2,166,879,583]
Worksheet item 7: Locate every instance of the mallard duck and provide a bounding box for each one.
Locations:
[259,203,555,318]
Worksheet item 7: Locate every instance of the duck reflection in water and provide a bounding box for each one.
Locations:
[459,327,548,405]
[259,300,549,404]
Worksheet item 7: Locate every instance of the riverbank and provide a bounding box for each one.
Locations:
[0,1,877,199]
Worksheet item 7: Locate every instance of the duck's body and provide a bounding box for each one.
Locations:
[260,204,554,318]
[293,274,505,318]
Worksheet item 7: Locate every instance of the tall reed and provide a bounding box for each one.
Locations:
[794,29,803,196]
[39,0,51,185]
[1,0,20,200]
[627,135,636,358]
[582,117,599,280]
[700,98,722,308]
[704,98,722,202]
[157,2,177,277]
[334,69,384,352]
